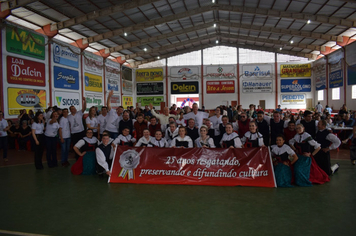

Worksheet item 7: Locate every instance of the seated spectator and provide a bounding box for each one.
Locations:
[7,120,19,149]
[18,120,32,150]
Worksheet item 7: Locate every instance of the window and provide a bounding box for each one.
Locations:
[167,50,201,66]
[352,86,356,99]
[203,46,237,65]
[239,48,275,63]
[332,88,340,100]
[317,90,324,101]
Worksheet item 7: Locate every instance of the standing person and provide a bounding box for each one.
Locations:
[275,105,282,112]
[134,113,148,141]
[176,111,186,127]
[171,126,193,148]
[106,91,123,139]
[148,116,163,136]
[195,125,215,148]
[297,110,318,138]
[183,103,209,128]
[44,112,60,168]
[149,104,176,128]
[86,106,99,137]
[18,109,30,125]
[68,98,87,160]
[256,111,270,146]
[233,112,250,138]
[241,121,264,147]
[150,130,168,147]
[32,111,45,169]
[284,120,297,144]
[96,133,116,176]
[209,107,223,137]
[247,104,257,119]
[0,111,9,162]
[270,111,288,145]
[170,104,177,115]
[315,102,323,114]
[118,110,134,135]
[18,121,32,150]
[186,118,199,144]
[325,105,332,114]
[59,108,71,167]
[220,123,243,148]
[97,106,108,140]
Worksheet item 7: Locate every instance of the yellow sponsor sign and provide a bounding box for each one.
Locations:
[122,96,133,108]
[136,68,163,82]
[280,64,311,77]
[8,88,46,116]
[84,72,103,92]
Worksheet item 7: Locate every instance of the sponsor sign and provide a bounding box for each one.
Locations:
[170,66,199,80]
[122,66,133,81]
[281,79,311,93]
[206,80,235,93]
[329,70,343,88]
[6,27,45,60]
[109,146,276,188]
[137,82,164,95]
[107,78,119,91]
[7,56,45,86]
[280,64,311,77]
[83,51,103,74]
[242,80,273,93]
[137,96,164,107]
[53,43,79,68]
[171,81,199,94]
[206,65,236,79]
[123,96,133,108]
[7,88,46,116]
[347,64,356,85]
[109,94,121,109]
[314,63,326,91]
[54,91,80,110]
[123,80,133,93]
[53,66,79,90]
[281,94,306,105]
[85,93,103,111]
[136,68,163,82]
[105,60,120,78]
[242,65,272,77]
[84,72,103,92]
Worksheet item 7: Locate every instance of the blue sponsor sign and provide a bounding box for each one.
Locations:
[281,79,311,92]
[53,43,79,68]
[107,78,119,91]
[329,70,343,88]
[53,66,79,90]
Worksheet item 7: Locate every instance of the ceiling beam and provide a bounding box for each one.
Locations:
[50,0,162,31]
[0,0,38,11]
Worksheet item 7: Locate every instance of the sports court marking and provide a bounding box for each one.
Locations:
[0,229,49,236]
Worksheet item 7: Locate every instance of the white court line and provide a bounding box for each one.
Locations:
[0,229,49,236]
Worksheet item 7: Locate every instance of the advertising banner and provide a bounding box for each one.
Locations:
[136,68,163,82]
[242,65,272,77]
[137,96,164,107]
[122,66,132,81]
[242,80,272,93]
[329,70,343,88]
[205,65,236,79]
[123,96,133,108]
[83,51,103,74]
[7,88,46,115]
[348,64,356,85]
[170,66,199,80]
[280,64,311,77]
[53,66,79,90]
[105,60,120,78]
[171,81,199,94]
[206,80,235,93]
[54,91,80,110]
[108,94,121,109]
[281,79,311,92]
[85,93,103,111]
[84,72,103,92]
[122,80,133,93]
[6,27,45,60]
[314,60,326,91]
[137,82,164,95]
[109,146,276,188]
[7,56,45,86]
[53,43,79,68]
[281,94,306,105]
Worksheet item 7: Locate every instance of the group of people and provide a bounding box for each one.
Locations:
[0,95,350,187]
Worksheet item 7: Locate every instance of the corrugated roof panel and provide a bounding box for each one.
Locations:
[312,24,335,33]
[241,13,254,25]
[27,2,69,22]
[11,7,53,26]
[327,26,349,36]
[229,12,242,23]
[244,0,260,8]
[53,34,75,44]
[6,15,41,30]
[58,29,85,40]
[311,39,328,45]
[264,18,279,27]
[272,0,291,11]
[286,1,307,12]
[259,0,275,8]
[89,42,107,50]
[300,38,316,45]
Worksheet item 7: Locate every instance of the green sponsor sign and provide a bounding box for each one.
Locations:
[6,27,45,60]
[137,96,164,106]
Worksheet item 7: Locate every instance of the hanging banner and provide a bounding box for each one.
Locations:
[242,65,272,77]
[281,79,311,92]
[83,51,103,74]
[137,82,164,95]
[54,91,80,110]
[108,78,119,91]
[329,70,343,88]
[280,64,311,77]
[171,81,199,94]
[85,93,103,111]
[53,42,79,68]
[348,64,356,85]
[7,88,46,115]
[6,27,45,60]
[206,80,235,93]
[84,72,103,92]
[122,96,133,108]
[53,66,79,90]
[109,146,276,188]
[137,96,164,107]
[314,61,326,91]
[205,65,236,79]
[281,94,306,105]
[105,60,120,78]
[242,80,272,93]
[136,68,163,82]
[170,66,199,80]
[7,56,46,86]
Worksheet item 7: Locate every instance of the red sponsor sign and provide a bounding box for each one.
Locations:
[206,80,235,93]
[7,56,45,86]
[109,146,276,188]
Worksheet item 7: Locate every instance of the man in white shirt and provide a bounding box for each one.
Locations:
[184,103,209,128]
[315,102,323,114]
[209,107,223,136]
[106,91,123,139]
[59,108,71,167]
[68,98,86,159]
[97,106,108,140]
[149,104,176,128]
[0,111,9,162]
[96,133,115,176]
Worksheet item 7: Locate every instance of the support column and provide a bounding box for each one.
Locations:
[165,58,168,107]
[201,49,204,107]
[275,53,278,108]
[237,47,240,105]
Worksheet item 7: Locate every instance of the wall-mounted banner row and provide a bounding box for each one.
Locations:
[54,66,79,90]
[206,80,235,93]
[242,65,272,78]
[170,67,199,80]
[171,81,199,94]
[281,94,306,105]
[281,79,311,92]
[205,65,236,79]
[137,82,164,95]
[242,80,272,93]
[136,68,163,82]
[7,88,46,115]
[85,93,103,111]
[280,64,311,77]
[54,91,80,110]
[137,96,164,106]
[83,51,103,74]
[53,43,79,68]
[7,56,45,86]
[329,70,343,88]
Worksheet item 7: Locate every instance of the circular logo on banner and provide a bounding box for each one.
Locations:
[119,150,140,170]
[217,67,223,73]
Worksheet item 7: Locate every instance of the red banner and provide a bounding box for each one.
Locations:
[206,80,235,93]
[109,146,276,188]
[7,56,46,86]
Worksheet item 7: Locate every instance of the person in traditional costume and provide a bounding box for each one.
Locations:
[151,130,168,148]
[96,133,116,176]
[220,123,243,148]
[165,122,179,146]
[171,126,193,148]
[195,125,215,148]
[135,129,154,147]
[241,121,264,147]
[113,127,136,146]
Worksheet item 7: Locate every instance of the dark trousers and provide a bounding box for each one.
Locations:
[314,151,332,176]
[45,136,58,167]
[34,134,44,169]
[71,131,85,160]
[0,136,8,159]
[18,136,31,150]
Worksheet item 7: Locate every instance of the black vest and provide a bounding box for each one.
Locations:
[175,139,189,148]
[245,133,261,148]
[270,119,284,140]
[119,119,133,135]
[222,136,238,148]
[301,120,316,138]
[187,127,199,142]
[257,119,269,137]
[98,143,112,168]
[79,139,97,153]
[315,129,331,149]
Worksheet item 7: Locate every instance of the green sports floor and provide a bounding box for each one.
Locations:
[0,149,355,236]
